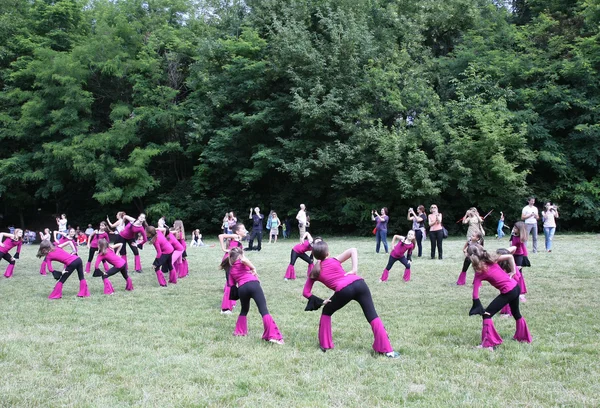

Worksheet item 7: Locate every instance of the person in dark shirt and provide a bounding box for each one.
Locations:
[247,207,264,251]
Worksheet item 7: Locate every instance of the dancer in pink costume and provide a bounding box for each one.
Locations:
[146,226,174,287]
[172,220,188,278]
[93,239,134,293]
[0,229,23,278]
[39,230,78,276]
[379,231,416,282]
[85,222,111,274]
[37,240,90,299]
[284,232,320,281]
[157,227,184,284]
[456,231,484,286]
[510,222,530,302]
[114,213,148,274]
[218,223,247,314]
[303,240,400,358]
[221,247,284,344]
[467,244,532,350]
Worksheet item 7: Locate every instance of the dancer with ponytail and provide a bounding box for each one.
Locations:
[218,223,246,314]
[284,232,320,281]
[303,240,400,358]
[467,244,532,349]
[93,239,134,294]
[85,222,110,274]
[0,229,23,278]
[221,247,284,344]
[172,220,188,278]
[156,226,184,284]
[379,231,416,282]
[456,231,484,286]
[146,226,174,287]
[38,240,90,299]
[113,213,147,274]
[39,229,78,276]
[510,222,530,302]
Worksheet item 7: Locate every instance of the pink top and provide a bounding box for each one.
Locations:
[120,223,148,244]
[428,213,443,231]
[0,238,22,255]
[222,239,242,262]
[303,258,362,298]
[153,231,174,258]
[293,239,312,254]
[45,248,79,272]
[391,241,414,259]
[472,263,518,299]
[228,260,259,287]
[165,232,184,251]
[90,232,110,248]
[510,235,528,256]
[95,248,125,269]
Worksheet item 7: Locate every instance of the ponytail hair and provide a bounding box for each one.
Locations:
[514,221,528,242]
[146,226,157,240]
[220,247,243,273]
[37,240,53,258]
[98,238,109,255]
[495,248,511,273]
[466,243,495,273]
[309,240,329,279]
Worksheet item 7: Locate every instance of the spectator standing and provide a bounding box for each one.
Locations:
[521,197,539,253]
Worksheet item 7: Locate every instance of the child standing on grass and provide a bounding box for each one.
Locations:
[156,227,184,284]
[303,240,400,358]
[496,211,508,239]
[467,244,532,349]
[93,239,133,293]
[0,229,23,278]
[268,212,281,244]
[219,223,247,314]
[221,247,284,344]
[379,231,416,282]
[510,222,530,302]
[145,226,174,287]
[284,232,318,281]
[456,231,484,286]
[38,240,90,299]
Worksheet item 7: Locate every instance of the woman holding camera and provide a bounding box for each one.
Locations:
[407,206,426,257]
[542,202,559,252]
[462,207,485,240]
[371,208,389,254]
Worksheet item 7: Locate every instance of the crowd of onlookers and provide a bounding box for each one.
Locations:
[8,224,97,246]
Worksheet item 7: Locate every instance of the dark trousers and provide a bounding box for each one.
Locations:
[483,285,522,320]
[60,258,84,283]
[290,250,312,265]
[385,255,410,271]
[322,280,378,323]
[116,235,139,256]
[462,257,471,272]
[429,230,443,259]
[106,265,128,280]
[414,229,423,257]
[238,281,269,317]
[87,247,98,263]
[248,230,263,251]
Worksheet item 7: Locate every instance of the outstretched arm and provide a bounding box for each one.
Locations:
[335,248,358,275]
[218,234,238,252]
[391,235,403,248]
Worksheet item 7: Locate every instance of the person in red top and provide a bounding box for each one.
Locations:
[146,226,174,287]
[379,231,416,282]
[37,240,90,299]
[0,229,23,278]
[93,239,134,293]
[221,247,284,344]
[284,232,320,280]
[467,244,532,349]
[303,240,400,358]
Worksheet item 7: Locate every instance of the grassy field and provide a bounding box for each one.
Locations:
[1,233,599,407]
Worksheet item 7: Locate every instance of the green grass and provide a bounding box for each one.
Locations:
[1,234,599,407]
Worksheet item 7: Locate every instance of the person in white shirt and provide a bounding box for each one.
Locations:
[84,224,94,236]
[521,197,540,253]
[296,204,307,243]
[542,202,559,252]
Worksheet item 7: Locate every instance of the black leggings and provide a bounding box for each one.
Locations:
[238,280,269,317]
[414,229,423,257]
[290,250,312,266]
[157,253,173,273]
[429,230,443,258]
[248,230,263,251]
[116,235,139,256]
[1,251,15,265]
[462,257,471,272]
[385,255,410,271]
[87,247,98,263]
[483,285,522,320]
[60,258,84,283]
[322,280,378,323]
[106,265,128,280]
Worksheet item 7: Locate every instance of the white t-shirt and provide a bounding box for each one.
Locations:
[543,210,557,228]
[58,219,68,232]
[522,205,539,225]
[296,210,307,226]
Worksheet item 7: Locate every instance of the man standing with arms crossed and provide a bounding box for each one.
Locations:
[521,197,540,253]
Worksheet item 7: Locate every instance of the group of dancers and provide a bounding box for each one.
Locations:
[1,209,533,356]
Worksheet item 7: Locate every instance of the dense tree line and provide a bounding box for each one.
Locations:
[1,0,598,233]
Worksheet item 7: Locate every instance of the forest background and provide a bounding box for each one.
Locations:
[1,0,599,234]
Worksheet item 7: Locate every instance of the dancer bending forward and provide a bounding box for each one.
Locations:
[303,240,400,358]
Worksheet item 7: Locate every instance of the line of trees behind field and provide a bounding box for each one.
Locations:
[1,0,599,234]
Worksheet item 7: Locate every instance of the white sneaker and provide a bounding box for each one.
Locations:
[385,351,400,358]
[519,295,527,303]
[220,310,232,315]
[269,338,284,345]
